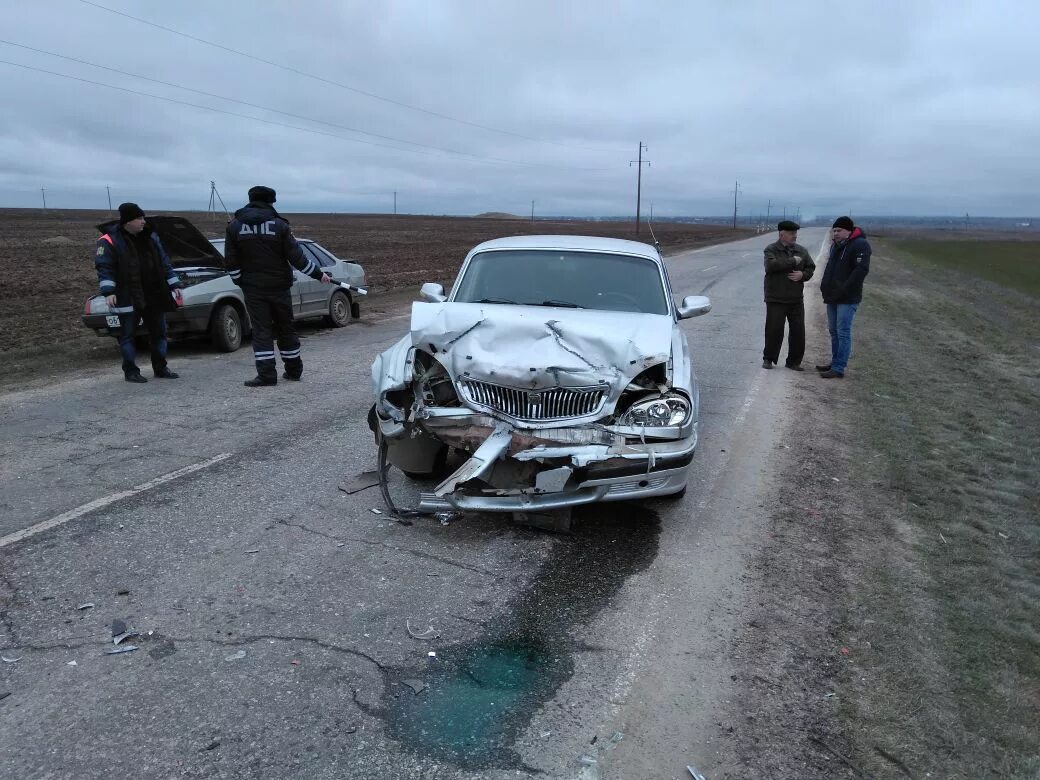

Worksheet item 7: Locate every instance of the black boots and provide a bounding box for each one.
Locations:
[125,373,147,383]
[244,376,277,387]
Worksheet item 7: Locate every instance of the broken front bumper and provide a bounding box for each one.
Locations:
[375,408,696,513]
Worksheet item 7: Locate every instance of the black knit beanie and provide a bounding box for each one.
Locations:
[832,216,854,231]
[118,202,145,224]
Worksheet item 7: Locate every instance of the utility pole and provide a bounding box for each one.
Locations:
[766,199,771,225]
[732,180,741,229]
[965,212,970,231]
[106,185,112,212]
[783,206,787,219]
[41,188,47,209]
[393,191,397,216]
[629,142,650,235]
[207,181,229,223]
[531,200,535,222]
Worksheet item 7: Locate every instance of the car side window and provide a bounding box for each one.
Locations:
[302,243,334,268]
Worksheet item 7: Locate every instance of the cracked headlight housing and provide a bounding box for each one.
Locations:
[619,393,691,427]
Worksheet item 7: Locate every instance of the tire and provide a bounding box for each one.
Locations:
[401,445,449,480]
[326,289,351,327]
[662,484,687,499]
[209,303,242,352]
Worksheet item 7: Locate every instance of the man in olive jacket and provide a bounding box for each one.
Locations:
[762,219,816,370]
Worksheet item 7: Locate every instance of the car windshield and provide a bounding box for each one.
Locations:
[452,250,669,314]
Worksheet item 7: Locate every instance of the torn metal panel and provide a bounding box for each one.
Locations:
[433,425,512,496]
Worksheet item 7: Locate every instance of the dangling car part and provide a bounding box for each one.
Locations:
[369,235,710,514]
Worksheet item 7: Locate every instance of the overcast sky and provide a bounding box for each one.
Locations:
[1,0,1037,218]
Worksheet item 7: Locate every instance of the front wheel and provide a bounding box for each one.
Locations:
[210,303,242,352]
[326,289,351,327]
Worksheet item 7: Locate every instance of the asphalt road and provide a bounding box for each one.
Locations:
[0,229,829,779]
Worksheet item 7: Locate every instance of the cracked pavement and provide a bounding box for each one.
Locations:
[0,231,827,778]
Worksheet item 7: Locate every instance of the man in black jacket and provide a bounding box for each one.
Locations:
[94,202,183,383]
[762,220,816,370]
[225,186,330,387]
[818,216,871,378]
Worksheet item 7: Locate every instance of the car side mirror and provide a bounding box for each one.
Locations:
[677,295,711,319]
[419,282,447,303]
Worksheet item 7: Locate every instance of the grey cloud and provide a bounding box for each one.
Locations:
[1,0,1037,216]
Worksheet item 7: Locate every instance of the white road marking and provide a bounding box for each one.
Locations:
[0,453,233,549]
[700,265,718,272]
[733,369,764,426]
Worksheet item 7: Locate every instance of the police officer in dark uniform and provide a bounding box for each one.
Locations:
[94,202,184,383]
[225,186,330,387]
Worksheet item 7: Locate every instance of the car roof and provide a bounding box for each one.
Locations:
[468,234,660,260]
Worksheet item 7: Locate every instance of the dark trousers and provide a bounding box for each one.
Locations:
[763,301,805,366]
[244,288,302,381]
[118,308,168,376]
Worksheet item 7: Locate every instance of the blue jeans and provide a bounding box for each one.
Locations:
[118,308,168,376]
[826,303,859,374]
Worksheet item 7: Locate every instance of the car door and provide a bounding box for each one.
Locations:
[294,242,329,317]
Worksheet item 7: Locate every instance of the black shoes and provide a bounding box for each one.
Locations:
[785,364,805,372]
[815,364,832,372]
[154,369,179,379]
[244,376,277,387]
[819,370,844,379]
[762,359,774,369]
[124,373,147,383]
[281,372,302,381]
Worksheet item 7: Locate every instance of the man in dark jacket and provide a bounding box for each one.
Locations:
[94,202,183,383]
[762,219,816,370]
[817,216,871,378]
[225,186,330,387]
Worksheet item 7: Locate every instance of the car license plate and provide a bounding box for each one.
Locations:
[106,315,120,327]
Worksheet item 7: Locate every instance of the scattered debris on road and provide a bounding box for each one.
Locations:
[370,508,384,515]
[687,765,707,780]
[67,660,77,666]
[76,603,95,610]
[225,650,246,661]
[339,471,381,494]
[406,619,439,640]
[245,549,260,554]
[112,619,127,637]
[113,631,139,646]
[106,645,138,655]
[1,655,23,663]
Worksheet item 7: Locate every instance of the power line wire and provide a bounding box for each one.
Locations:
[0,38,600,167]
[76,0,628,155]
[0,58,615,172]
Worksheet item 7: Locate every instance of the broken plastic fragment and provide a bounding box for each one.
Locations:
[67,660,78,666]
[401,679,427,695]
[225,650,247,661]
[245,549,260,554]
[370,508,383,515]
[113,631,140,646]
[1,655,22,663]
[77,603,95,610]
[106,645,138,655]
[406,620,439,640]
[687,766,706,780]
[427,651,436,658]
[112,619,127,637]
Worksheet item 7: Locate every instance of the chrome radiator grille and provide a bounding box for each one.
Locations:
[459,379,605,421]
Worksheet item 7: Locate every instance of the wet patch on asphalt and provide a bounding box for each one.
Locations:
[381,503,661,770]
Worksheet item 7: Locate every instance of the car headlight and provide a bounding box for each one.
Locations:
[619,393,691,427]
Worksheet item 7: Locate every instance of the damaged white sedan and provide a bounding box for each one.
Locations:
[369,235,710,514]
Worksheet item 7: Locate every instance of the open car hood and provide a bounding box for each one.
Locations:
[409,302,673,391]
[96,215,224,269]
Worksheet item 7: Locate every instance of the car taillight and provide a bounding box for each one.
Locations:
[84,299,93,315]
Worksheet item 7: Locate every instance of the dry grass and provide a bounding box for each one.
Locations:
[838,240,1040,777]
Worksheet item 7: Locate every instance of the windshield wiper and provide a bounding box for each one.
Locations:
[535,299,585,308]
[474,297,518,304]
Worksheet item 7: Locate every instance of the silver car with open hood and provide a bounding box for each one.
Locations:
[369,235,711,514]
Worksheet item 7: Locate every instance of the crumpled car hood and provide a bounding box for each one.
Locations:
[408,302,673,391]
